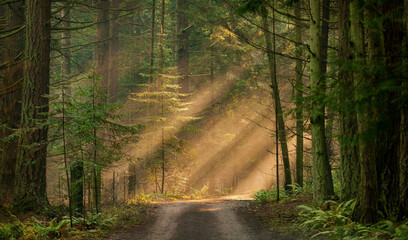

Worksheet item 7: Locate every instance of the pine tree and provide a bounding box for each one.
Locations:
[14,0,51,212]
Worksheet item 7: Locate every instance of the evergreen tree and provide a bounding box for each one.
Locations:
[14,0,51,212]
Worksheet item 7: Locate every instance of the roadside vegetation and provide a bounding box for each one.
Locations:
[251,186,408,239]
[0,203,155,240]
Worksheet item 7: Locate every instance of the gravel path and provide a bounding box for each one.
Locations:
[109,197,303,240]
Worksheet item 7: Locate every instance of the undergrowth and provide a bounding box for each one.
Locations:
[253,184,310,204]
[0,203,153,239]
[297,200,408,239]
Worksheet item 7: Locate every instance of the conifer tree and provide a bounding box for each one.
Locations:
[14,0,51,212]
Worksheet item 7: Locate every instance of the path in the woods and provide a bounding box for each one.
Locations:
[109,195,303,240]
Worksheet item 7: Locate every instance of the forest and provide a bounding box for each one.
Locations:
[0,0,407,239]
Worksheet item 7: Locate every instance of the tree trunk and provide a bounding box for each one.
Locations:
[378,0,404,221]
[95,0,110,100]
[320,0,335,197]
[352,0,383,224]
[338,0,360,202]
[60,4,83,215]
[261,6,292,191]
[176,0,189,93]
[309,0,334,203]
[400,0,408,219]
[13,0,51,212]
[108,0,120,103]
[0,2,24,206]
[159,0,166,194]
[148,0,156,84]
[294,1,304,188]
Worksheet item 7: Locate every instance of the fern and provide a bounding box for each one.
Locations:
[297,200,407,239]
[32,217,70,239]
[191,185,208,199]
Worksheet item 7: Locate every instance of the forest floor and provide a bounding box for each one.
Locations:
[108,195,310,240]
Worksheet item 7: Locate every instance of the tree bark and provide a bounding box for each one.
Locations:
[176,0,189,93]
[309,0,334,203]
[108,0,120,103]
[352,0,382,224]
[95,0,110,101]
[400,0,408,219]
[13,0,51,212]
[338,0,360,202]
[0,1,24,206]
[294,1,304,188]
[378,0,404,221]
[320,0,335,193]
[261,6,292,191]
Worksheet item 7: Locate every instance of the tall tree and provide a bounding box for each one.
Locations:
[108,0,121,103]
[400,0,408,219]
[320,0,334,194]
[294,0,304,188]
[93,0,110,212]
[378,0,404,221]
[95,0,110,99]
[260,5,292,191]
[13,0,51,212]
[338,0,360,201]
[0,1,24,206]
[352,0,383,223]
[309,0,334,202]
[159,0,166,194]
[176,0,189,93]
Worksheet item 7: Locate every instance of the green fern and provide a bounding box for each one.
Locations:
[32,217,70,239]
[296,201,406,239]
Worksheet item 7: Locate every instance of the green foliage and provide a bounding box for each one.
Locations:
[32,217,70,239]
[235,0,266,14]
[71,212,115,230]
[395,224,408,239]
[0,222,24,240]
[49,78,141,167]
[253,189,287,204]
[297,200,408,239]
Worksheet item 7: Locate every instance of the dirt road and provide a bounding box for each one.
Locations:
[109,196,302,240]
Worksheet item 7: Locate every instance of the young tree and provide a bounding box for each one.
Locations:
[13,0,51,212]
[260,5,292,191]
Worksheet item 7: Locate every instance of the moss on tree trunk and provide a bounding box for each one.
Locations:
[13,0,51,212]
